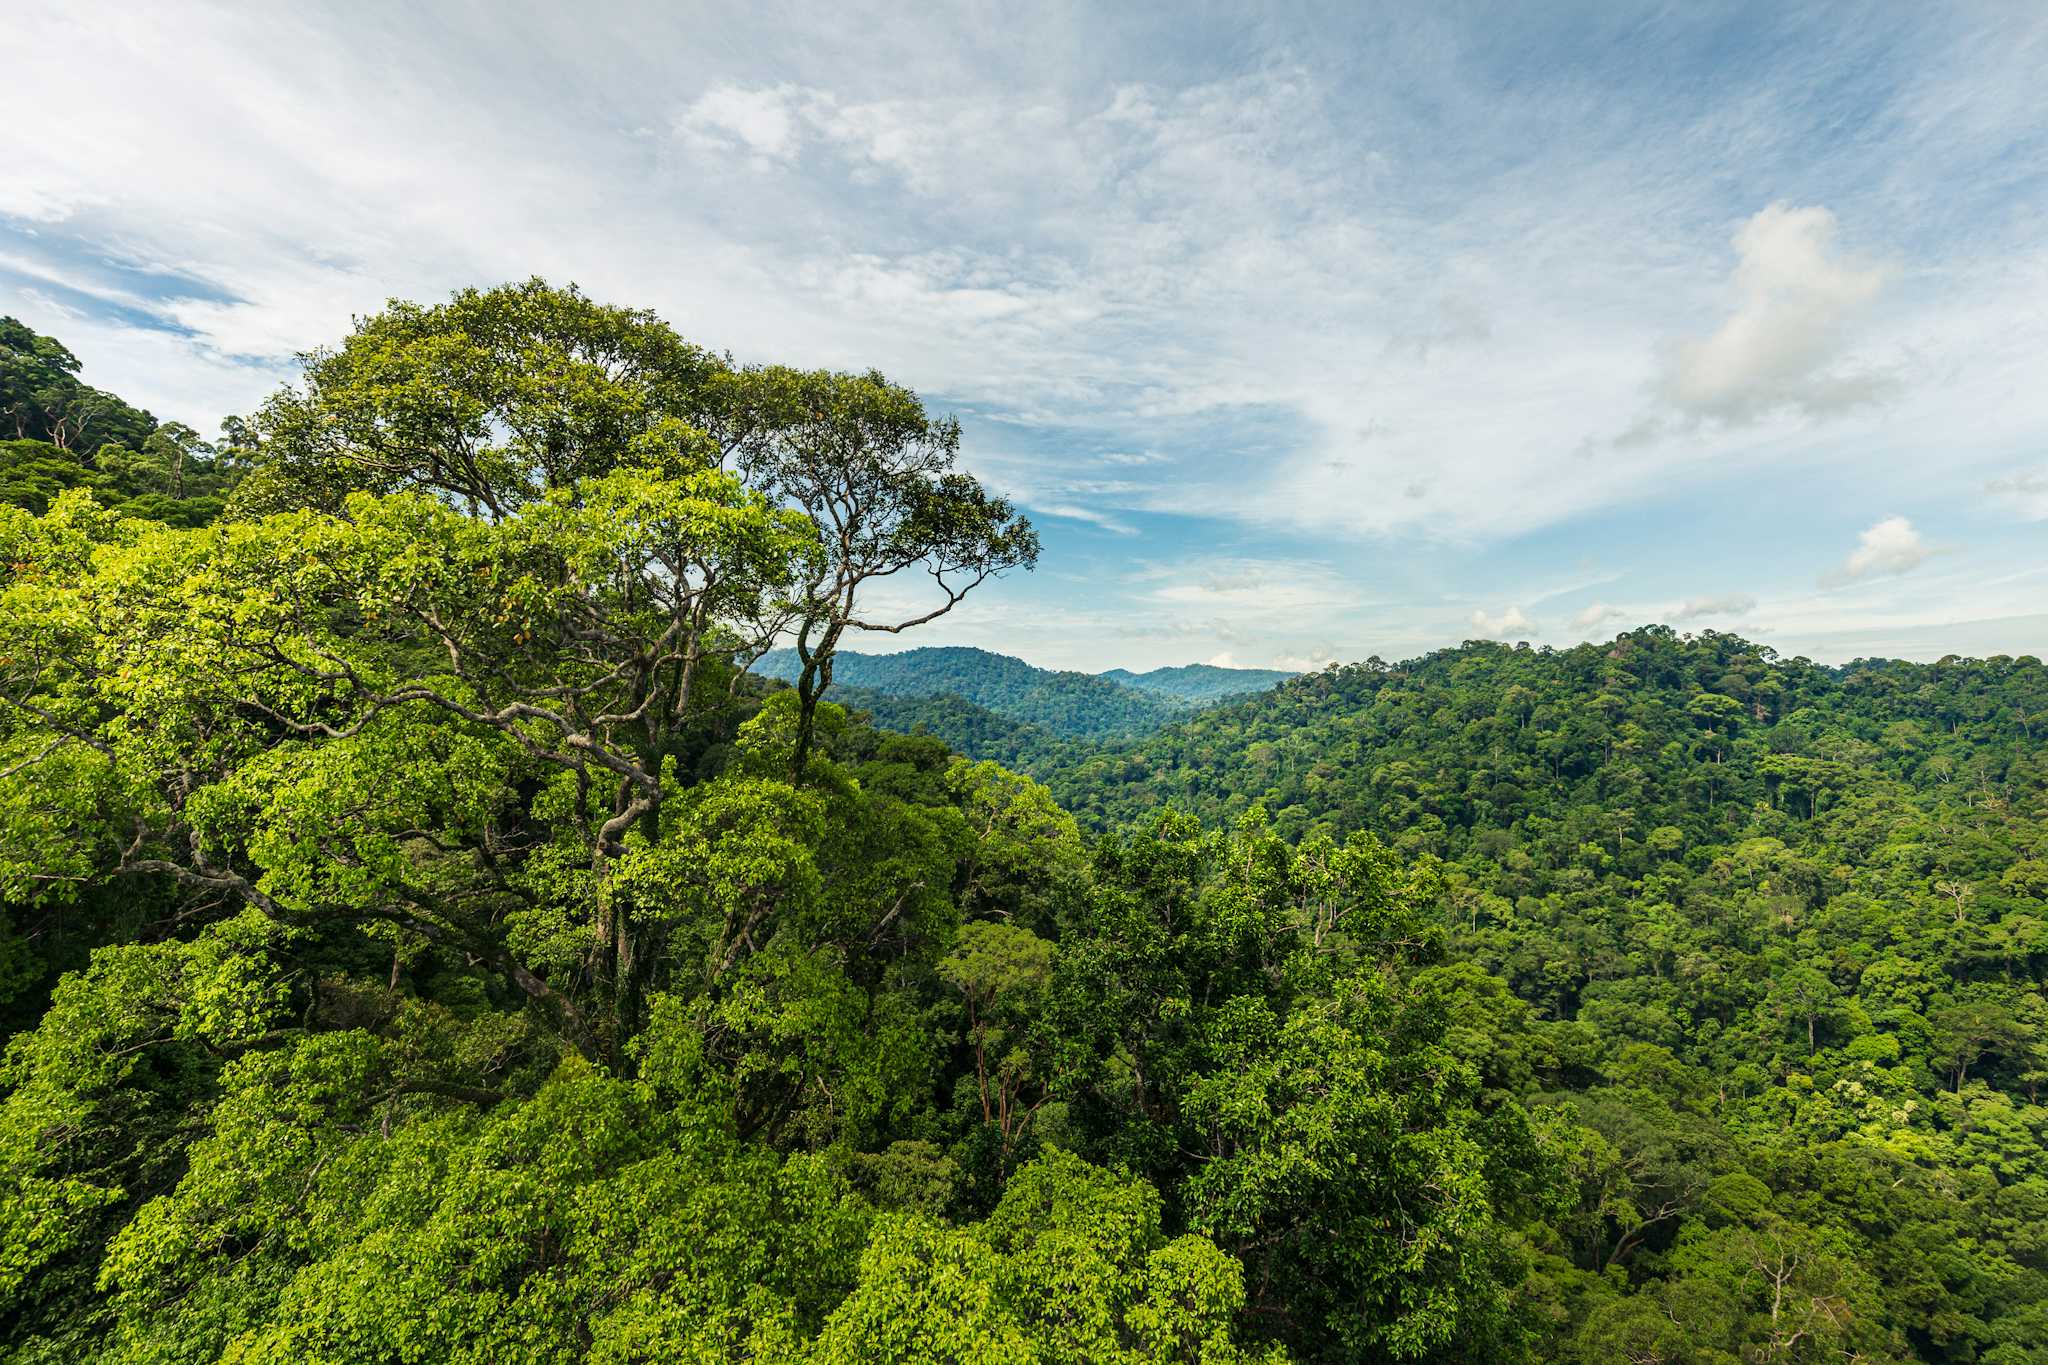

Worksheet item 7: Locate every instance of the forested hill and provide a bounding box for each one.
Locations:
[760,650,1295,762]
[1042,630,2048,843]
[1031,628,2048,1359]
[1,316,242,527]
[762,645,1217,740]
[1100,661,1299,704]
[760,646,1294,744]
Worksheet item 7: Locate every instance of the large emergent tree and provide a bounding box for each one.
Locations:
[233,282,1035,780]
[0,280,1031,1064]
[709,365,1039,777]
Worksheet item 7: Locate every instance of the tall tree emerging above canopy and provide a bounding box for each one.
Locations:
[230,281,1035,777]
[0,281,1032,1066]
[231,279,731,517]
[711,366,1039,777]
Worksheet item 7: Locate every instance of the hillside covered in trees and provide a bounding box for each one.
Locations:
[752,649,1296,775]
[824,685,1080,774]
[1102,662,1300,705]
[2,318,245,529]
[1032,632,2048,1358]
[759,646,1290,742]
[3,289,2046,1365]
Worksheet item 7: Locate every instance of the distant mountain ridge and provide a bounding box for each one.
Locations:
[1100,662,1298,704]
[757,646,1294,744]
[1034,627,2048,836]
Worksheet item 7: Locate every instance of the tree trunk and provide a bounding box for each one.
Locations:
[790,620,841,781]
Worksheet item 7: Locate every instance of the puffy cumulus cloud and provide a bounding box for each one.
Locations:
[674,84,817,161]
[1202,649,1323,672]
[1568,596,1752,634]
[1669,593,1757,621]
[1263,650,1341,673]
[1658,203,1892,424]
[1572,601,1629,631]
[1470,606,1534,640]
[1826,515,1931,584]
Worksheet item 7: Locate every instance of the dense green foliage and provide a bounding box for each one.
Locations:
[0,437,243,528]
[1031,632,2048,1361]
[829,685,1083,774]
[759,651,1292,763]
[5,294,2045,1363]
[2,318,156,454]
[0,318,243,528]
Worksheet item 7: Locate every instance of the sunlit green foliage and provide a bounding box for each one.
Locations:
[5,295,2045,1363]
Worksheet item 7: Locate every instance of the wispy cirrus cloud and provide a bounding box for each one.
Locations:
[2,1,2045,668]
[1986,470,2048,520]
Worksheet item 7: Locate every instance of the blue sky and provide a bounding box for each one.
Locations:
[4,1,2045,670]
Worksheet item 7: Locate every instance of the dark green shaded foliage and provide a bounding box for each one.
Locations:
[1,317,157,454]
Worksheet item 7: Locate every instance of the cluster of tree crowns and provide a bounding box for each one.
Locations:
[2,318,244,529]
[1,286,2045,1363]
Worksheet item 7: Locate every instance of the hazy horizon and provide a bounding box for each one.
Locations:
[787,616,2048,675]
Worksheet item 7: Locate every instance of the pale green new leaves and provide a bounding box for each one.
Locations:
[0,466,819,953]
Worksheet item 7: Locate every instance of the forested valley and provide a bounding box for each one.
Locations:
[3,285,2046,1364]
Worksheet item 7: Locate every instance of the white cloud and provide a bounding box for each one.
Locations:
[1260,650,1340,673]
[1572,601,1628,630]
[1669,592,1757,621]
[0,288,291,432]
[1658,202,1892,423]
[1029,503,1137,534]
[1827,516,1932,584]
[2,11,2035,548]
[1141,557,1350,620]
[1567,595,1753,634]
[1470,606,1534,639]
[674,84,813,161]
[1986,469,2048,519]
[2,3,2046,669]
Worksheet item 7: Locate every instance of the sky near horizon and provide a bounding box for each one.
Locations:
[4,1,2045,672]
